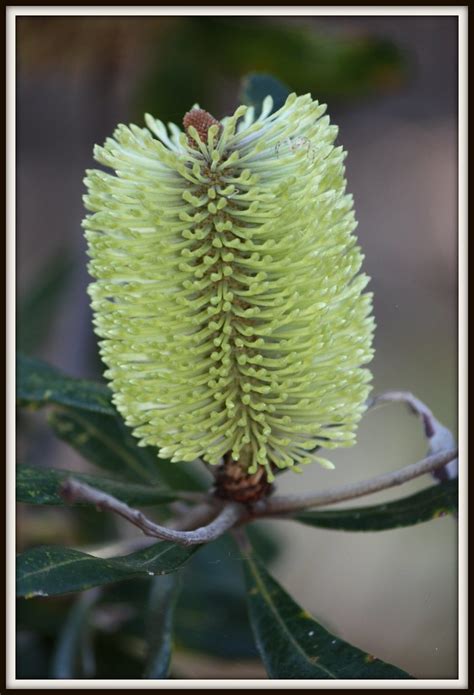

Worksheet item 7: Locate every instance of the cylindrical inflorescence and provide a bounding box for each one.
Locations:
[83,94,375,480]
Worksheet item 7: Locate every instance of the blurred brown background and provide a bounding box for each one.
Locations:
[17,15,458,679]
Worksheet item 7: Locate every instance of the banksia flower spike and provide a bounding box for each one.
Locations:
[83,93,375,483]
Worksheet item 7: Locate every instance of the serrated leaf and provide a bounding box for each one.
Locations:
[242,551,412,679]
[48,407,207,489]
[16,465,183,507]
[17,353,114,415]
[143,574,181,679]
[17,543,199,598]
[240,73,290,116]
[292,480,458,532]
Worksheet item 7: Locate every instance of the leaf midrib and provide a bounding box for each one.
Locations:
[247,556,336,679]
[18,543,177,584]
[55,409,154,483]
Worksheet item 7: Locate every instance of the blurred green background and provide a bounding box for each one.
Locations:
[17,15,458,679]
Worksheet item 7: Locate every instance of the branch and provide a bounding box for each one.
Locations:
[85,502,220,558]
[368,390,458,482]
[252,448,458,517]
[60,479,244,547]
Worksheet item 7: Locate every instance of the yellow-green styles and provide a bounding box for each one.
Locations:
[83,93,375,480]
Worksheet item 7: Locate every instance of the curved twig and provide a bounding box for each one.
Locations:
[368,390,458,482]
[59,389,458,543]
[251,448,458,517]
[60,478,244,547]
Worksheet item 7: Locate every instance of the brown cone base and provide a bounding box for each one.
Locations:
[214,455,276,504]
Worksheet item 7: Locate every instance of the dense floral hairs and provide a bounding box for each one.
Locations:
[83,93,375,481]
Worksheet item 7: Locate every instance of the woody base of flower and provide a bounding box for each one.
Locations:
[213,453,277,504]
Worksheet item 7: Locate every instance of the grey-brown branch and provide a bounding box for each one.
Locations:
[251,448,458,517]
[60,447,457,546]
[60,390,458,546]
[368,390,458,482]
[60,478,244,547]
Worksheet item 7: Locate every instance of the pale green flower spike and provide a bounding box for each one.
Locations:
[83,93,375,482]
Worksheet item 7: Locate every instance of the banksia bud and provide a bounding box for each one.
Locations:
[83,93,374,482]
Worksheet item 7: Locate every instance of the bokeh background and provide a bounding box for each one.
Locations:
[17,15,458,679]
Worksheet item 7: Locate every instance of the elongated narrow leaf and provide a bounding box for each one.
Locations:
[17,353,114,416]
[17,354,208,489]
[17,542,199,598]
[292,480,458,532]
[16,466,182,507]
[143,574,181,678]
[51,588,100,678]
[240,73,290,116]
[48,408,207,490]
[242,552,412,679]
[48,408,162,484]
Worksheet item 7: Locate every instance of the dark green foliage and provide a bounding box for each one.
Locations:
[242,550,413,679]
[292,480,458,532]
[17,353,453,678]
[17,543,199,597]
[175,535,258,660]
[48,408,168,485]
[48,407,207,490]
[16,465,183,507]
[18,352,208,490]
[17,353,114,416]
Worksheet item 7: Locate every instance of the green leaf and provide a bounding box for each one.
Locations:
[242,551,412,679]
[18,252,73,353]
[17,543,199,598]
[17,353,114,416]
[51,588,100,678]
[48,408,163,484]
[175,535,257,660]
[292,480,457,532]
[240,73,290,116]
[173,527,280,660]
[16,465,183,507]
[48,407,207,489]
[143,574,181,678]
[17,353,208,489]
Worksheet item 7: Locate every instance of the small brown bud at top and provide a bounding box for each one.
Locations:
[183,108,220,146]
